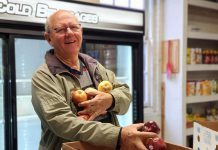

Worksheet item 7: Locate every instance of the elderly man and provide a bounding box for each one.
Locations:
[31,10,156,150]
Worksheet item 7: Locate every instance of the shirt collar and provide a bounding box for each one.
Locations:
[45,49,83,75]
[61,59,84,75]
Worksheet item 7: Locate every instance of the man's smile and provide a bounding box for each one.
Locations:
[64,40,76,44]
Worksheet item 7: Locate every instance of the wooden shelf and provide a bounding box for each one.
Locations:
[187,64,218,71]
[188,0,218,11]
[187,95,218,104]
[188,31,218,40]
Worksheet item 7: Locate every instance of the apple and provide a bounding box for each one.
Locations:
[98,80,113,93]
[78,114,89,120]
[85,87,98,100]
[146,137,167,150]
[71,89,88,105]
[142,121,160,134]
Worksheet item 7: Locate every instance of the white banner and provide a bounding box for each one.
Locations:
[0,0,144,33]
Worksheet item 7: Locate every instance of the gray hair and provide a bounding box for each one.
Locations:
[44,10,79,33]
[44,16,51,33]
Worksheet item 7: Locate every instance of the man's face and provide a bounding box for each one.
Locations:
[45,11,83,57]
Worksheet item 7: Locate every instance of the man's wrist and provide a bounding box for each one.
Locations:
[107,94,115,111]
[116,127,122,150]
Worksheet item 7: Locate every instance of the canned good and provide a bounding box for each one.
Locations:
[195,48,202,64]
[191,48,196,64]
[195,81,202,96]
[202,80,211,96]
[211,80,217,95]
[187,48,191,64]
[187,81,195,96]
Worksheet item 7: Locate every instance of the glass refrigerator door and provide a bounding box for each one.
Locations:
[85,43,133,127]
[0,38,4,150]
[14,38,51,150]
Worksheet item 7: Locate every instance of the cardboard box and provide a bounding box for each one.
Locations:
[165,142,193,150]
[193,121,218,150]
[62,141,111,150]
[62,141,192,150]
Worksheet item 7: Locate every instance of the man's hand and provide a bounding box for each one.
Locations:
[77,89,113,121]
[120,123,158,150]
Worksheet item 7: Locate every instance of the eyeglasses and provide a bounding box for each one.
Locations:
[52,24,81,35]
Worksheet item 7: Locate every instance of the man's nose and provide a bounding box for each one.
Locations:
[66,27,74,35]
[65,27,74,36]
[66,27,71,32]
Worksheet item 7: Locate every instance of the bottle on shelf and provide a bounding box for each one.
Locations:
[204,50,211,64]
[210,50,216,64]
[214,50,218,64]
[195,48,202,64]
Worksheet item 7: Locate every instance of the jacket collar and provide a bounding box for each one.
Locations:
[45,49,98,75]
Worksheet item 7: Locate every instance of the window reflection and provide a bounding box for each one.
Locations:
[85,43,133,126]
[115,0,129,7]
[100,0,113,5]
[15,38,51,150]
[0,38,4,150]
[100,0,144,10]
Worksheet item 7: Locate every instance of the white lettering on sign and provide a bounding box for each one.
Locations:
[75,12,98,24]
[0,0,32,16]
[0,0,99,24]
[35,3,56,18]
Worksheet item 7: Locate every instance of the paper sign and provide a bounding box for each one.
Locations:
[193,122,218,150]
[162,39,179,73]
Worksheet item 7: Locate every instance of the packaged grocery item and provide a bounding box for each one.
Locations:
[202,80,211,96]
[187,81,195,96]
[215,51,218,64]
[211,80,217,95]
[210,50,215,64]
[195,48,202,64]
[211,108,217,121]
[195,81,202,96]
[216,79,218,93]
[187,48,191,64]
[191,48,196,64]
[203,50,211,64]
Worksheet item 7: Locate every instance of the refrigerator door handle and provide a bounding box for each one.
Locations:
[133,89,138,123]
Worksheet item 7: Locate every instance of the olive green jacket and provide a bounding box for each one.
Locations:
[31,51,131,150]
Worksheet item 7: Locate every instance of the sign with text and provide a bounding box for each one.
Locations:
[0,0,144,33]
[193,122,218,150]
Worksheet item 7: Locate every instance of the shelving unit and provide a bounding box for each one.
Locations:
[163,0,218,147]
[187,95,218,104]
[187,64,218,71]
[188,31,218,40]
[185,0,218,147]
[188,0,218,11]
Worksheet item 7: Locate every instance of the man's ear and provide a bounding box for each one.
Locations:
[44,32,53,46]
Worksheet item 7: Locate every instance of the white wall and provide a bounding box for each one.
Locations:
[143,0,163,136]
[144,0,187,146]
[162,0,186,145]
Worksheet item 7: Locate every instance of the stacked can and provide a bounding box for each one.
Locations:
[187,80,218,96]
